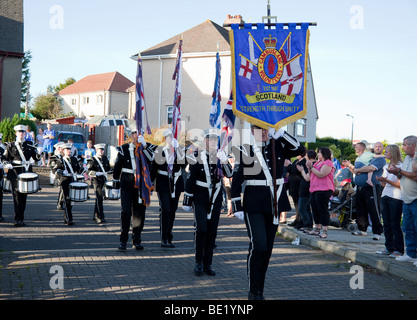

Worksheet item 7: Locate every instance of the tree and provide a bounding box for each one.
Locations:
[21,50,32,104]
[0,114,36,143]
[30,77,77,120]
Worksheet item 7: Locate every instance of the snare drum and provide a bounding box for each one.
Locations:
[17,173,39,194]
[69,182,89,202]
[104,180,120,200]
[2,178,11,192]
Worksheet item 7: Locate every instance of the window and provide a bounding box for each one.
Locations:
[83,96,89,104]
[296,119,306,137]
[167,106,173,124]
[71,98,77,105]
[97,95,103,103]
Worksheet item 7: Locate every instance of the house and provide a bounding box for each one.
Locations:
[129,16,318,143]
[0,0,24,120]
[58,71,134,118]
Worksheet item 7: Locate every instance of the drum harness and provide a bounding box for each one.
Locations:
[14,141,30,172]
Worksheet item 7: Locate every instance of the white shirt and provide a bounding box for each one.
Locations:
[401,155,417,204]
[381,163,402,200]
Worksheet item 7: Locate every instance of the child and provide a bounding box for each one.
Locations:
[355,149,385,186]
[83,140,95,165]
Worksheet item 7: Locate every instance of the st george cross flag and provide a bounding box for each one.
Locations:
[220,91,235,152]
[229,23,310,129]
[209,51,221,129]
[134,58,153,206]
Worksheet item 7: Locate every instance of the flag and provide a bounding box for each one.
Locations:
[220,91,235,152]
[168,37,183,174]
[135,58,151,135]
[171,38,183,140]
[134,57,153,206]
[209,52,221,129]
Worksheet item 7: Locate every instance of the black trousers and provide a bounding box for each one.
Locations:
[244,211,278,296]
[356,185,383,234]
[120,186,146,244]
[10,179,28,222]
[194,202,221,267]
[93,182,105,220]
[60,180,73,222]
[158,191,180,243]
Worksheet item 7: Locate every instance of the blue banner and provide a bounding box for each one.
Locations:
[230,23,310,129]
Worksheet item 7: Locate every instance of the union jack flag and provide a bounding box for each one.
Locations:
[135,58,151,135]
[209,52,221,129]
[220,91,235,152]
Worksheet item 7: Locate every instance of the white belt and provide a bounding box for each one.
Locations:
[196,181,221,189]
[121,168,134,174]
[246,178,284,187]
[158,170,181,177]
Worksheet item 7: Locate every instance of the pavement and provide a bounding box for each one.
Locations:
[1,170,417,305]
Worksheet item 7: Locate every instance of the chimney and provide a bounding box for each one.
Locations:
[223,14,244,29]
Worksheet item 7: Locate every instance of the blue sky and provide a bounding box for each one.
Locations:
[24,0,417,143]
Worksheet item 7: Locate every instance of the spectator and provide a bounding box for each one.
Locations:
[296,150,317,232]
[287,152,306,228]
[376,144,404,257]
[344,142,385,239]
[36,127,46,166]
[305,147,335,239]
[25,125,35,142]
[43,122,55,166]
[387,136,417,263]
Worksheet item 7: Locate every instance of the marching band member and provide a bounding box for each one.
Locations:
[182,128,233,276]
[49,141,64,209]
[52,143,82,225]
[113,127,156,251]
[0,133,6,222]
[2,125,41,226]
[87,143,111,224]
[231,125,305,300]
[151,128,186,248]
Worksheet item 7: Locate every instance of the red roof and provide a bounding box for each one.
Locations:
[58,71,134,95]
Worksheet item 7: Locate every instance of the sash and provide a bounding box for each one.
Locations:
[15,141,29,172]
[201,151,222,220]
[253,143,282,225]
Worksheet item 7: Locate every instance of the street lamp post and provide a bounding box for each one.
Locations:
[346,114,354,143]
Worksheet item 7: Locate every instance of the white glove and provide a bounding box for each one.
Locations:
[137,135,147,147]
[5,164,13,170]
[182,205,192,212]
[268,128,285,139]
[171,138,179,148]
[234,211,245,221]
[96,172,104,176]
[216,150,228,163]
[0,163,3,169]
[63,170,69,176]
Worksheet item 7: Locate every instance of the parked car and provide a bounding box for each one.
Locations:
[53,131,87,157]
[99,116,131,137]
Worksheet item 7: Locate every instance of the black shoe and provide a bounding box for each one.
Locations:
[161,240,169,248]
[194,262,204,276]
[0,216,4,222]
[248,291,265,300]
[203,266,216,276]
[132,243,144,250]
[14,220,25,227]
[66,220,74,226]
[167,241,175,248]
[118,242,127,251]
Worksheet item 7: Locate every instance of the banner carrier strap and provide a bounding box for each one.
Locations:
[223,22,317,28]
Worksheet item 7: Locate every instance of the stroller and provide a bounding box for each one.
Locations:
[329,168,358,232]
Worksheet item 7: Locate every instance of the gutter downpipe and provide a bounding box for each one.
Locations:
[158,55,163,128]
[0,52,9,120]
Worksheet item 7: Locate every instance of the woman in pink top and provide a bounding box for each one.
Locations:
[305,147,335,238]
